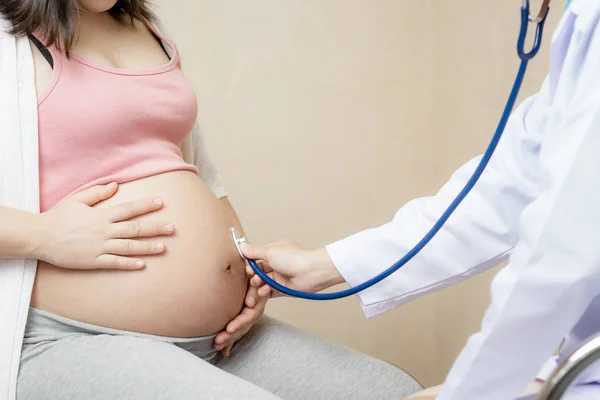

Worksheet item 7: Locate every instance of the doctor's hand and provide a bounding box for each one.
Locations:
[241,241,345,297]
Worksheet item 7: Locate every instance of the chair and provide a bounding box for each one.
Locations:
[532,333,600,399]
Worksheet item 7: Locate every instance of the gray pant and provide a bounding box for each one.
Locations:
[18,308,421,400]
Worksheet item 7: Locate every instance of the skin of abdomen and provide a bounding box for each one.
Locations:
[31,171,249,338]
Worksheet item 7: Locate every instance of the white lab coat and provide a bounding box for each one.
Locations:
[326,3,600,400]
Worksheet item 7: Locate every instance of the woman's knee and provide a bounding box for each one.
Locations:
[219,316,422,399]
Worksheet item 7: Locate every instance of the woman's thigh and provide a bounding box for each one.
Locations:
[213,316,422,400]
[18,334,280,400]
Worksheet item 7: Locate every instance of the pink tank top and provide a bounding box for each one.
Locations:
[35,24,199,212]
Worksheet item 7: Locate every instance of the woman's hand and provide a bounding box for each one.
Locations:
[241,241,345,297]
[33,182,174,270]
[214,282,271,356]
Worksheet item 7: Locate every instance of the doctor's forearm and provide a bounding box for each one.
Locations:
[323,86,549,316]
[312,248,346,290]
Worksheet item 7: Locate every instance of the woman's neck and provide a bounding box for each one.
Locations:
[77,10,117,31]
[74,11,128,49]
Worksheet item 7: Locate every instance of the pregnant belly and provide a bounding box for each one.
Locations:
[31,171,249,337]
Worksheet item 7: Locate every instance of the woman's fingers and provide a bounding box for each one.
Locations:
[258,285,279,297]
[258,283,272,298]
[247,260,272,286]
[226,308,256,334]
[214,331,230,348]
[250,272,280,297]
[71,182,118,206]
[94,254,146,270]
[221,344,233,357]
[245,285,259,308]
[214,313,252,351]
[257,272,281,298]
[239,285,271,323]
[214,296,269,355]
[103,239,166,256]
[110,221,175,238]
[106,198,164,222]
[250,274,263,287]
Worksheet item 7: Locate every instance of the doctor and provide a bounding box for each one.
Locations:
[240,1,600,399]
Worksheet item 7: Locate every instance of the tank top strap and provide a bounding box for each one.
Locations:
[144,19,180,66]
[28,32,56,69]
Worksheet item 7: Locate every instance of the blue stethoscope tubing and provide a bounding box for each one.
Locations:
[247,1,550,300]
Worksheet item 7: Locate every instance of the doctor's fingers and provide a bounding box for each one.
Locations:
[245,259,272,278]
[240,243,268,262]
[240,240,290,262]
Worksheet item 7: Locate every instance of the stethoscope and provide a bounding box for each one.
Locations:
[232,0,552,300]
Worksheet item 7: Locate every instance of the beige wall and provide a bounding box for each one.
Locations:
[156,0,562,388]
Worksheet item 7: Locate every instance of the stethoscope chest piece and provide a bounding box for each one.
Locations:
[231,227,248,260]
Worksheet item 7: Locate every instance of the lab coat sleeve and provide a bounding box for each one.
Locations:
[326,80,551,318]
[437,80,600,400]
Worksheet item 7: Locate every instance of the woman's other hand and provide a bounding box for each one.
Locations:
[241,241,345,297]
[214,281,271,356]
[33,182,174,270]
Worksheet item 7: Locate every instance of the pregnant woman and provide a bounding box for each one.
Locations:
[0,1,421,399]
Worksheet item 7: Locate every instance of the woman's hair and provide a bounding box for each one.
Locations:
[0,0,155,55]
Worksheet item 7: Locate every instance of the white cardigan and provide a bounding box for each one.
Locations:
[0,18,226,400]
